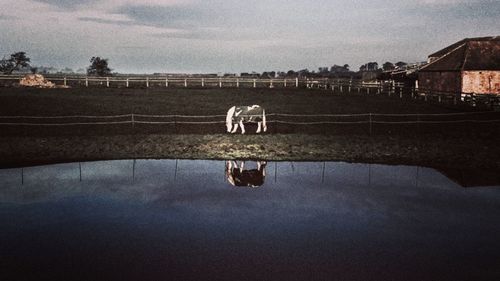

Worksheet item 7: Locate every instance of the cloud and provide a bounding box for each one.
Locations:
[78,17,135,26]
[112,4,209,29]
[30,0,98,9]
[0,15,19,21]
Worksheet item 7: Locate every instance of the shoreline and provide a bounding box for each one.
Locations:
[1,134,498,172]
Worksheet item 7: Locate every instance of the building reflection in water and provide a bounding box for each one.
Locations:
[225,161,267,187]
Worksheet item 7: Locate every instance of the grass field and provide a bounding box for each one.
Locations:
[0,87,467,116]
[0,87,499,170]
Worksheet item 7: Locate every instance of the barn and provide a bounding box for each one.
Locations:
[418,36,500,96]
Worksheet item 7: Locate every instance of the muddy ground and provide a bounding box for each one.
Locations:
[0,87,499,170]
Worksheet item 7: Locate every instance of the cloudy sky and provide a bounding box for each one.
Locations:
[0,0,498,73]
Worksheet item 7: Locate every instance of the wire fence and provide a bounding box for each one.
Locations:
[1,112,499,127]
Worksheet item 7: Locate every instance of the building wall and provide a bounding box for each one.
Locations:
[462,71,500,94]
[418,71,461,94]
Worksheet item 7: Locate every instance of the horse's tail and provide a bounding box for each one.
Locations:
[226,106,236,132]
[262,108,267,132]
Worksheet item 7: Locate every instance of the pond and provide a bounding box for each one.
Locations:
[1,160,500,281]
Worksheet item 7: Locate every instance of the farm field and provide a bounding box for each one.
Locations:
[0,87,499,171]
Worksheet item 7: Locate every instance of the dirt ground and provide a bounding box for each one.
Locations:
[0,87,499,170]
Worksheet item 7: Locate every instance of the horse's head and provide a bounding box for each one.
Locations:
[226,106,236,132]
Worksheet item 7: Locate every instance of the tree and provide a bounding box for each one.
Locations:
[87,56,111,76]
[395,61,407,69]
[318,67,329,73]
[359,62,379,72]
[382,62,395,71]
[367,62,378,71]
[0,58,13,74]
[330,64,349,73]
[61,67,74,73]
[0,52,31,74]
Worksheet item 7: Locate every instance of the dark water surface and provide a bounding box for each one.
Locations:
[1,160,500,281]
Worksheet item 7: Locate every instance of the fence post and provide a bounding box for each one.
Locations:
[85,77,88,87]
[270,79,273,88]
[126,78,129,88]
[132,113,135,129]
[146,77,149,88]
[295,77,299,88]
[63,77,67,87]
[201,78,205,87]
[369,113,372,136]
[174,115,177,133]
[106,77,109,87]
[219,78,222,88]
[284,79,287,88]
[236,78,240,88]
[165,78,169,87]
[184,78,187,88]
[253,79,256,88]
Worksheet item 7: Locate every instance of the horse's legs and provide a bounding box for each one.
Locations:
[256,122,262,133]
[231,123,238,133]
[239,120,245,134]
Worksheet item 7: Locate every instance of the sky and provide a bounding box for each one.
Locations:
[0,0,498,74]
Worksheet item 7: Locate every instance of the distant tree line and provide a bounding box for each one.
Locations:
[0,52,113,76]
[242,60,411,79]
[1,50,410,79]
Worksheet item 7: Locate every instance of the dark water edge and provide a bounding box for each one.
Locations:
[1,133,500,172]
[1,159,500,281]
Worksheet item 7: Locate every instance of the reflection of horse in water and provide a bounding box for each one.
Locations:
[225,161,267,187]
[226,105,267,134]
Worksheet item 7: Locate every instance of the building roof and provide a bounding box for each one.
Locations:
[421,36,500,72]
[428,36,499,58]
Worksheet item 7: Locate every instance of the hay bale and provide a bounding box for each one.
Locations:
[19,74,56,88]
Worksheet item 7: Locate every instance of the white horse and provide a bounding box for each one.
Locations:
[226,105,267,134]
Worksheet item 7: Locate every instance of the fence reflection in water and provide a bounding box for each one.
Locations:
[2,160,499,205]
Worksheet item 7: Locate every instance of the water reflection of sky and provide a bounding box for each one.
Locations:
[1,160,500,281]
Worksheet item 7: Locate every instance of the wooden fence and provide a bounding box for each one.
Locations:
[1,75,499,108]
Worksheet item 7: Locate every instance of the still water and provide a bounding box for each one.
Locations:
[1,160,499,281]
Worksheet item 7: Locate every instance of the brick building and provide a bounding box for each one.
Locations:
[419,36,500,95]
